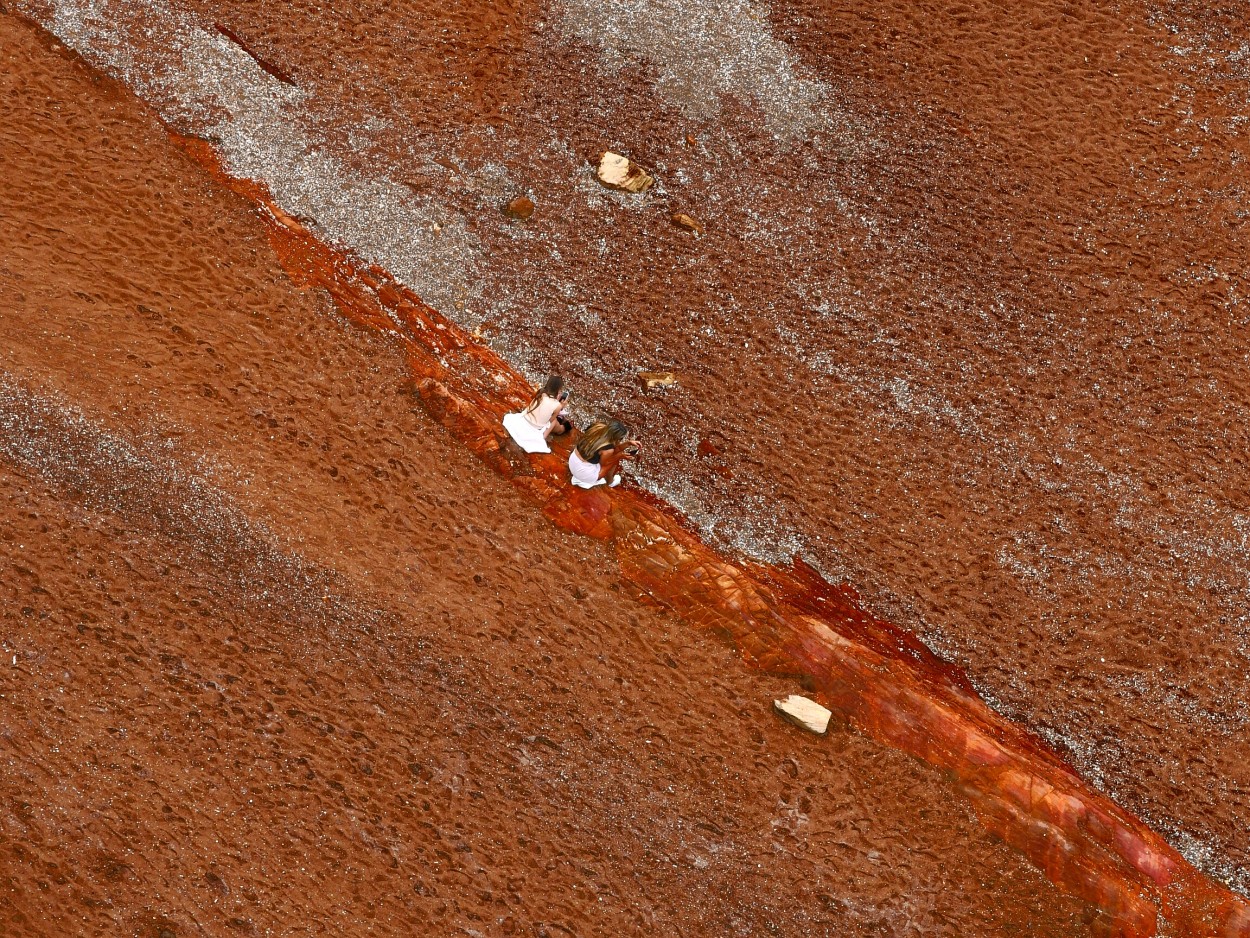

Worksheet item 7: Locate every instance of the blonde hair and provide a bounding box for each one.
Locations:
[576,419,629,461]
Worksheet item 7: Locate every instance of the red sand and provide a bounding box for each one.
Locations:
[5,0,1250,934]
[0,12,1095,937]
[133,3,1250,885]
[138,0,1250,907]
[169,129,1249,934]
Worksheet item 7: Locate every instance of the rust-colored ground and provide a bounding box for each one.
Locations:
[4,0,1250,932]
[142,0,1250,894]
[0,12,1100,937]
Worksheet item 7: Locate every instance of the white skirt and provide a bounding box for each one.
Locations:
[569,450,620,489]
[502,411,550,454]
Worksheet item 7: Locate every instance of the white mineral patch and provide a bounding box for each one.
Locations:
[22,0,485,324]
[555,0,832,142]
[0,372,359,627]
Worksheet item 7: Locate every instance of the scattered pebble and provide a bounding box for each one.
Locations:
[671,212,701,235]
[502,196,535,220]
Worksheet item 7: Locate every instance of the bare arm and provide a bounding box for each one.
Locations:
[596,441,640,479]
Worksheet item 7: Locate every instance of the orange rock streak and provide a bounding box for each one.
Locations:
[170,133,1250,938]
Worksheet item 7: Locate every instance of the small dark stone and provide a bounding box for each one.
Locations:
[205,870,230,896]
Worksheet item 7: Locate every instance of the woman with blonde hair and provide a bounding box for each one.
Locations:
[568,418,641,488]
[502,375,572,454]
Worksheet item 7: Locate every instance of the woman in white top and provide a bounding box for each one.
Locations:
[568,419,641,488]
[502,375,572,454]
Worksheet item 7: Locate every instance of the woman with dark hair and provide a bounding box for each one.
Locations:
[502,375,572,454]
[568,419,641,488]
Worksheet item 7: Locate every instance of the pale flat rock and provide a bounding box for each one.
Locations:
[639,370,677,389]
[597,151,654,193]
[774,695,832,734]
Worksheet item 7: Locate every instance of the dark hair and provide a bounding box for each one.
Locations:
[575,419,629,461]
[527,375,565,413]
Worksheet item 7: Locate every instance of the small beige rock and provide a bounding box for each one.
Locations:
[639,371,677,389]
[671,213,701,235]
[597,151,654,193]
[774,695,832,734]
